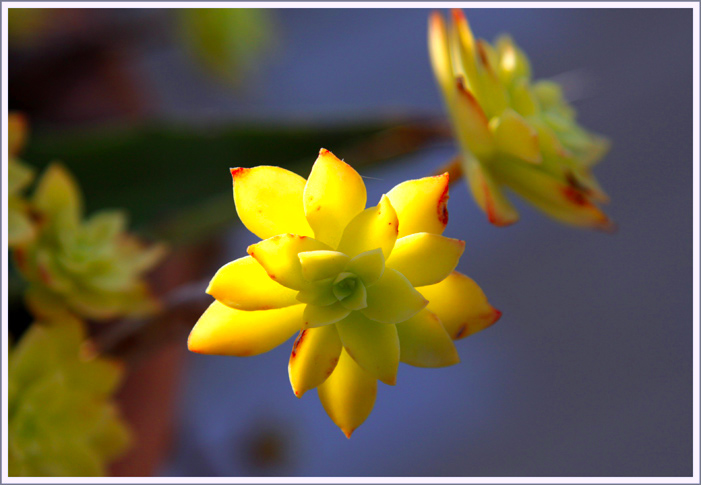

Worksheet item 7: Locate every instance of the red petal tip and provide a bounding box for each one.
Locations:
[230,167,248,179]
[451,8,466,23]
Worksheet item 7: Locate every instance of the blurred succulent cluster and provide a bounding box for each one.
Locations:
[8,113,165,476]
[429,9,612,230]
[9,317,131,476]
[14,163,165,321]
[8,114,166,321]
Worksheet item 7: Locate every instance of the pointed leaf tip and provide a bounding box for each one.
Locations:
[230,167,248,179]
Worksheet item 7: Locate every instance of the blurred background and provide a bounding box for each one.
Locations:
[8,7,693,477]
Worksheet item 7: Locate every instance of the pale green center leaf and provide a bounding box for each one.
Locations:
[339,280,367,311]
[345,248,385,286]
[298,250,350,282]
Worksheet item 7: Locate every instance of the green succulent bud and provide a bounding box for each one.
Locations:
[429,10,612,230]
[13,163,166,321]
[9,317,130,476]
[8,113,36,246]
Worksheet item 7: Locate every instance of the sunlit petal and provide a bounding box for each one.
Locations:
[337,195,398,259]
[385,173,450,238]
[386,233,465,287]
[317,348,377,439]
[248,234,331,290]
[288,325,342,397]
[188,301,304,356]
[417,271,501,340]
[207,256,298,310]
[304,149,367,248]
[231,166,313,240]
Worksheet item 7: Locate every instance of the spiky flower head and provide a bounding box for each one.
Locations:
[13,163,165,321]
[9,317,130,476]
[429,9,612,230]
[188,149,500,437]
[8,113,37,246]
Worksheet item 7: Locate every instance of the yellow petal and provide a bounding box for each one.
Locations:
[453,78,495,159]
[463,156,519,226]
[509,78,539,117]
[428,11,456,101]
[336,311,399,385]
[304,148,367,248]
[288,325,342,397]
[345,248,385,286]
[396,309,460,367]
[336,195,398,259]
[206,256,299,311]
[231,166,313,240]
[385,173,450,238]
[317,348,377,439]
[418,271,501,340]
[248,234,331,290]
[474,39,510,116]
[491,109,542,164]
[450,9,479,93]
[33,163,82,228]
[567,168,610,204]
[361,268,428,324]
[496,35,531,84]
[298,250,350,282]
[386,233,465,287]
[303,301,351,328]
[188,301,304,356]
[492,159,614,231]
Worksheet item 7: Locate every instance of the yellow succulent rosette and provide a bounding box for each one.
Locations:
[429,10,613,230]
[189,149,500,438]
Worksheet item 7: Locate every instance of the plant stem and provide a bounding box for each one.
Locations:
[433,155,463,186]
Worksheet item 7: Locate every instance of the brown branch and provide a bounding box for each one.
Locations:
[433,155,464,186]
[95,279,211,363]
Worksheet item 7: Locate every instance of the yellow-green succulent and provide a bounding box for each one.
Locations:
[9,317,130,476]
[13,163,165,321]
[8,113,37,246]
[189,148,500,437]
[429,9,612,230]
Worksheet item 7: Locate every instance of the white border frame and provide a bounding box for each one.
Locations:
[2,2,699,483]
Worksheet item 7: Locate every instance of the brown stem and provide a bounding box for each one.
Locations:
[433,155,464,186]
[94,279,210,363]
